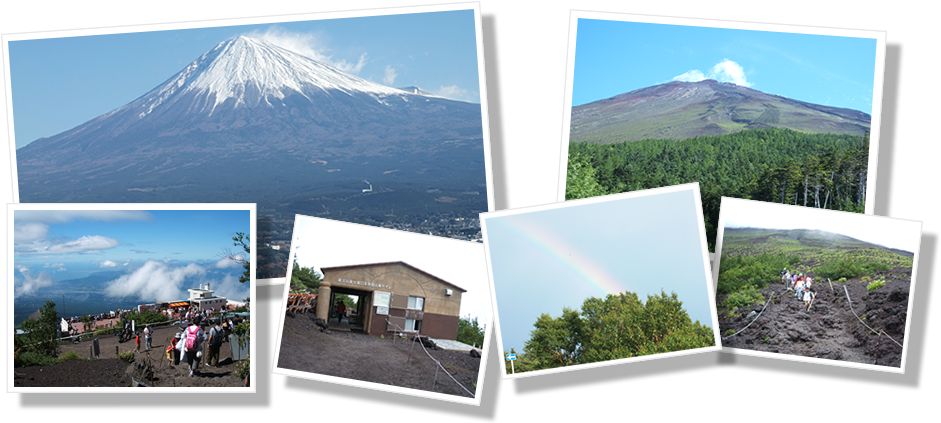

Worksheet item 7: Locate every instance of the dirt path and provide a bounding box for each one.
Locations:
[719,267,910,368]
[277,312,479,398]
[15,322,249,388]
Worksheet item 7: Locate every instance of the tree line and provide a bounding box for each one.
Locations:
[567,128,871,249]
[505,291,714,374]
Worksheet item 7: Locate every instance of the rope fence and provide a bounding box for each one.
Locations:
[722,292,775,340]
[386,318,475,397]
[842,285,904,348]
[721,279,904,353]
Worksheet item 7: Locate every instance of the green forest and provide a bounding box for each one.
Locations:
[505,291,715,374]
[566,128,871,249]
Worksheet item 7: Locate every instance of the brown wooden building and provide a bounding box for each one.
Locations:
[316,262,466,340]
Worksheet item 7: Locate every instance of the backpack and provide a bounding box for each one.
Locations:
[210,328,223,347]
[185,326,199,351]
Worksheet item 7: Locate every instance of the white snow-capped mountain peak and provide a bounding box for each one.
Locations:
[132,35,408,117]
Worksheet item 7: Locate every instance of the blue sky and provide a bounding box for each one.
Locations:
[572,19,878,113]
[12,208,251,301]
[8,9,481,148]
[483,186,714,353]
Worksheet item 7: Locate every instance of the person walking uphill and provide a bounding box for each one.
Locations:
[207,321,224,367]
[183,317,207,377]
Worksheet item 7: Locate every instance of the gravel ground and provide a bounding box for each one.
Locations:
[277,312,480,398]
[14,322,250,388]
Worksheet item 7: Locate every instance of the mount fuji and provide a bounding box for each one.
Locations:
[15,35,488,277]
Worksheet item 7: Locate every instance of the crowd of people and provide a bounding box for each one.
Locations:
[167,320,232,377]
[781,268,815,301]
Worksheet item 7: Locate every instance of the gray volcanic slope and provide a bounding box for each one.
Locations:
[570,80,871,143]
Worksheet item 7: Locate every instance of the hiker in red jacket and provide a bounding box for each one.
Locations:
[337,301,347,323]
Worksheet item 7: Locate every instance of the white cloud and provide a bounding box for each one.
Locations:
[672,69,706,83]
[247,28,368,74]
[333,53,368,74]
[44,263,67,272]
[673,59,753,87]
[20,235,120,255]
[14,210,152,224]
[214,254,245,269]
[383,65,398,85]
[432,85,479,103]
[208,274,250,303]
[13,222,49,243]
[13,210,147,255]
[14,266,54,298]
[104,260,206,301]
[100,260,118,268]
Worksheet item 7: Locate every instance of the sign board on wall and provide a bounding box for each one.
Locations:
[373,291,391,308]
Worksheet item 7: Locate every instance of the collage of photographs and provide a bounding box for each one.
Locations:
[2,0,938,421]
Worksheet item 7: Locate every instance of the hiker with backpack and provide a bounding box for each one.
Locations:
[182,317,207,377]
[207,321,225,367]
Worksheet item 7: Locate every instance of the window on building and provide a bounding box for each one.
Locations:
[407,296,424,310]
[405,318,422,332]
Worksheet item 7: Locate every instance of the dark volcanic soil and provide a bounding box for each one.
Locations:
[719,267,911,368]
[277,312,479,398]
[14,322,249,388]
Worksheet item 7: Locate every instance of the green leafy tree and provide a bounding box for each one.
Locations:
[523,308,583,368]
[565,151,608,200]
[456,315,486,348]
[290,262,323,291]
[15,300,61,362]
[507,290,715,374]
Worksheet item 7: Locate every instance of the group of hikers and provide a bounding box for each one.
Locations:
[781,268,815,302]
[165,314,236,377]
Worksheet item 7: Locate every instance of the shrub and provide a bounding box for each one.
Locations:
[232,321,250,349]
[118,350,136,363]
[722,286,764,311]
[716,254,794,295]
[60,351,83,360]
[235,354,251,380]
[15,351,61,367]
[866,280,886,291]
[861,275,872,282]
[121,309,169,326]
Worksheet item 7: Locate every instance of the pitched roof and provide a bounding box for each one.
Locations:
[320,261,467,292]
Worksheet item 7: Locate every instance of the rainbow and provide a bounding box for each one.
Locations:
[491,216,629,297]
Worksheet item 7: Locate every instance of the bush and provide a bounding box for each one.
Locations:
[722,286,764,311]
[236,355,250,380]
[861,275,872,282]
[816,258,869,281]
[866,280,886,291]
[716,254,793,295]
[118,350,136,363]
[15,351,61,367]
[60,351,83,361]
[121,309,169,326]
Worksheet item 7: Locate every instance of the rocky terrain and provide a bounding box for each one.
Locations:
[718,268,910,368]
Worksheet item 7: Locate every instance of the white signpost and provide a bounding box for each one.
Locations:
[506,352,517,374]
